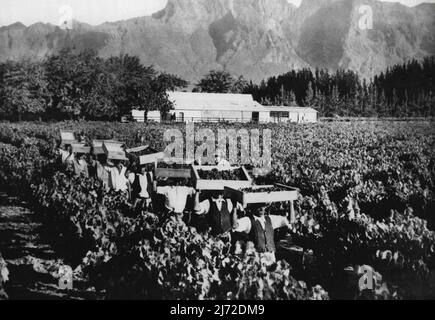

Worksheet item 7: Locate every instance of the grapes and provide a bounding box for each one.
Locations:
[158,162,191,169]
[198,168,246,180]
[240,186,286,193]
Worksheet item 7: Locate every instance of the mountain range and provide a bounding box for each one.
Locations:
[0,0,434,83]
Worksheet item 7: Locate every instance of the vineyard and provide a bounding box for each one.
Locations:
[0,120,434,300]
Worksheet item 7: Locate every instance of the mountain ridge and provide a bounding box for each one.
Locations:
[0,0,434,82]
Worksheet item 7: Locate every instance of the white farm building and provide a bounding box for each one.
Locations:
[266,106,318,123]
[132,92,318,124]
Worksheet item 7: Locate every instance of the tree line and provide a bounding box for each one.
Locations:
[0,49,187,121]
[243,57,435,117]
[0,50,433,120]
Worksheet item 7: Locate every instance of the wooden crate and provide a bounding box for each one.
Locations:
[71,143,91,154]
[155,167,192,178]
[192,165,252,191]
[126,145,149,153]
[60,130,77,146]
[155,158,193,178]
[103,140,125,148]
[126,146,165,165]
[92,140,105,155]
[103,141,128,161]
[223,184,299,208]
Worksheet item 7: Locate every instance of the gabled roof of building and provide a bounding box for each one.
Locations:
[167,91,268,112]
[265,105,319,113]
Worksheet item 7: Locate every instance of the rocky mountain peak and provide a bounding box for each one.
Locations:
[0,0,434,82]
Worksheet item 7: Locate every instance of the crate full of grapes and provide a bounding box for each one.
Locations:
[191,165,252,191]
[92,140,105,155]
[155,159,193,178]
[126,145,165,165]
[71,143,91,154]
[224,184,299,208]
[103,141,128,161]
[60,130,77,147]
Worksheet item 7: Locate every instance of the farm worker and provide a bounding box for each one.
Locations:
[194,191,243,240]
[78,131,87,143]
[131,164,154,210]
[105,160,132,193]
[84,153,95,177]
[58,144,75,165]
[73,153,89,178]
[156,181,196,216]
[233,203,291,266]
[94,154,111,191]
[135,130,148,145]
[215,149,231,168]
[135,130,142,144]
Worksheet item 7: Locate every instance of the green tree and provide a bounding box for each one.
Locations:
[231,75,249,94]
[195,70,235,93]
[105,55,156,118]
[1,61,49,120]
[154,72,188,92]
[44,49,100,119]
[304,82,315,108]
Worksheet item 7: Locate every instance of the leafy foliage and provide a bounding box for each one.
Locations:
[0,120,434,299]
[245,57,435,117]
[194,70,249,94]
[0,50,188,121]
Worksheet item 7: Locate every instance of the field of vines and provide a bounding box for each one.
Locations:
[0,120,434,300]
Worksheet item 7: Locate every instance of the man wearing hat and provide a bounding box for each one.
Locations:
[233,203,292,265]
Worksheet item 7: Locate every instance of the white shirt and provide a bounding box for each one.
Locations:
[105,165,130,192]
[137,172,153,198]
[157,186,196,214]
[59,149,74,164]
[234,215,290,234]
[74,159,88,177]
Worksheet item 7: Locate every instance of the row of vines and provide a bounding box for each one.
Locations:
[0,120,434,299]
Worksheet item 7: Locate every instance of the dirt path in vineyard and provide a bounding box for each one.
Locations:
[0,192,100,300]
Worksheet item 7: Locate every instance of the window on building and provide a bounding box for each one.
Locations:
[270,111,289,118]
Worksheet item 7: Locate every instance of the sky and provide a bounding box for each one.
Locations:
[0,0,434,27]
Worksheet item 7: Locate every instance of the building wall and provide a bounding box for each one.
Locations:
[302,112,317,123]
[132,110,161,122]
[288,111,317,123]
[269,111,317,123]
[170,110,262,123]
[259,112,270,123]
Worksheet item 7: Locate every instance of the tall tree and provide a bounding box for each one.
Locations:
[1,61,49,120]
[195,70,235,93]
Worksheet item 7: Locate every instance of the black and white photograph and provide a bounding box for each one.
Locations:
[0,0,434,306]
